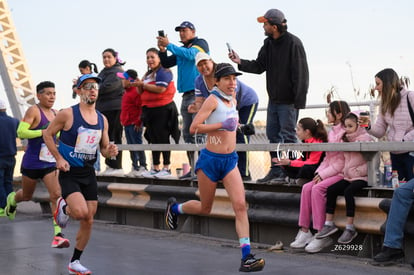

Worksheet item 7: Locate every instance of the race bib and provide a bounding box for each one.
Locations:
[74,126,101,154]
[39,143,56,163]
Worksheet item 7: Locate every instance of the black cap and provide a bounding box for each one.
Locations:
[214,63,242,79]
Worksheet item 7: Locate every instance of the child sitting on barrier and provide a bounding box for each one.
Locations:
[271,117,327,186]
[314,111,373,245]
[289,100,350,253]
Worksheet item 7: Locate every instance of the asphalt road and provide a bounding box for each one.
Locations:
[0,201,412,275]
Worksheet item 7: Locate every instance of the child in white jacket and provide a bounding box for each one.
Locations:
[315,111,373,244]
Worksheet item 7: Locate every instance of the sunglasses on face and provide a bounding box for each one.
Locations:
[81,82,99,90]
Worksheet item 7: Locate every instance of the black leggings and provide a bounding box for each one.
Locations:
[142,104,173,166]
[101,110,123,169]
[326,179,367,217]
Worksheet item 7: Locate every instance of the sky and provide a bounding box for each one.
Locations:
[2,0,414,121]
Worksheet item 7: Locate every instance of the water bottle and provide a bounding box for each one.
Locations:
[391,170,399,188]
[384,162,392,188]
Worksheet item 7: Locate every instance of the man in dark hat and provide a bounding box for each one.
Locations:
[229,9,309,184]
[157,21,209,179]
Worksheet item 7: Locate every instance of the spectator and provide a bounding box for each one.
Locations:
[164,63,265,272]
[289,101,350,253]
[0,99,19,216]
[190,52,259,180]
[315,112,373,245]
[272,117,327,186]
[97,48,125,177]
[365,68,414,181]
[118,69,147,177]
[229,8,309,184]
[5,81,70,249]
[138,48,180,179]
[72,60,99,99]
[157,21,209,179]
[43,73,118,275]
[368,68,414,265]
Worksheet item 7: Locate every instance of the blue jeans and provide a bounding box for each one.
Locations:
[181,92,195,144]
[266,102,298,175]
[124,125,147,170]
[383,179,414,249]
[0,157,15,208]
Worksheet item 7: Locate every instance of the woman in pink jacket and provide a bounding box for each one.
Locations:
[314,112,373,245]
[367,68,414,181]
[289,100,350,253]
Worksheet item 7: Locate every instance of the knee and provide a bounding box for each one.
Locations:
[199,204,213,215]
[302,182,313,193]
[232,199,247,214]
[71,208,89,220]
[49,190,60,202]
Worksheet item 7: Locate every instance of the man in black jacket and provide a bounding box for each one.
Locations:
[229,8,309,184]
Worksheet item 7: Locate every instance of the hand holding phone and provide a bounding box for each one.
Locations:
[227,42,241,64]
[158,30,165,37]
[226,42,233,53]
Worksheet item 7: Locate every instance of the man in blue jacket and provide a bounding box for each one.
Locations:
[157,21,209,179]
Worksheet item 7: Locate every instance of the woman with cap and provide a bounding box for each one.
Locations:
[164,63,265,272]
[190,52,259,181]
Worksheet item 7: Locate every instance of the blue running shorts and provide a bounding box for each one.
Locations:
[195,148,238,182]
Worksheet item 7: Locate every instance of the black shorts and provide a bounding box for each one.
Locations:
[21,166,56,180]
[58,167,97,201]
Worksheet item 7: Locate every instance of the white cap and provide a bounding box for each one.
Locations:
[0,99,6,110]
[195,52,211,66]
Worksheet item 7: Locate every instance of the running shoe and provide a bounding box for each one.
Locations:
[165,197,178,230]
[68,260,92,275]
[54,197,69,228]
[5,192,17,220]
[51,235,70,248]
[239,254,265,272]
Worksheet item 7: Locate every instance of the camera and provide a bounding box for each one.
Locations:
[237,123,255,135]
[158,30,165,37]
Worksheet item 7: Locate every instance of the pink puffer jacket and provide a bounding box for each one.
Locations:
[343,126,373,181]
[369,88,414,154]
[316,123,345,180]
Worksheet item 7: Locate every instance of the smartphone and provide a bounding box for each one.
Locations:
[158,30,165,37]
[226,42,233,53]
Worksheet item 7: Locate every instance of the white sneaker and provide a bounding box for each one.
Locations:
[290,229,313,249]
[53,197,69,229]
[135,166,148,177]
[154,168,174,179]
[305,236,333,253]
[142,169,160,178]
[125,169,139,178]
[68,260,91,275]
[99,167,114,176]
[103,168,124,177]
